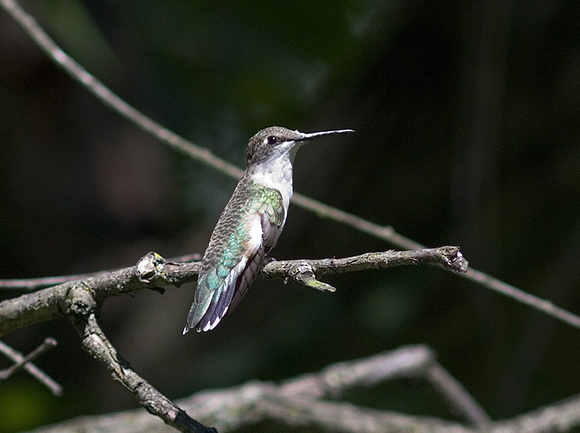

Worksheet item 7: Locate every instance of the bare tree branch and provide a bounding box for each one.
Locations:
[0,338,62,396]
[0,337,57,380]
[0,253,214,431]
[460,267,580,329]
[68,308,215,433]
[264,246,468,279]
[0,248,464,337]
[0,0,577,332]
[426,364,490,425]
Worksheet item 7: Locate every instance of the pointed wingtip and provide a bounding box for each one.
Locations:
[183,324,207,334]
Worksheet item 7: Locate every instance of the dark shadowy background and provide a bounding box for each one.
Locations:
[1,0,579,431]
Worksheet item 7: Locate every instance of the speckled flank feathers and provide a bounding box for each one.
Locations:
[185,178,284,332]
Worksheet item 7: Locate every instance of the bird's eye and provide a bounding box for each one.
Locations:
[266,136,278,145]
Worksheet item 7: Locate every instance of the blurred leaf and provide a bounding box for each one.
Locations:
[0,379,55,432]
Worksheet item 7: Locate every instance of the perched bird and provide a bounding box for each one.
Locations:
[183,126,353,333]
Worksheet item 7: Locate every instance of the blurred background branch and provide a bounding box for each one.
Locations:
[21,345,580,433]
[0,338,62,396]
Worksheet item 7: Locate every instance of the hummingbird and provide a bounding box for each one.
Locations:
[183,126,353,333]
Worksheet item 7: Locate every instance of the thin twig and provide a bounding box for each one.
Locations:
[274,246,469,276]
[0,273,103,291]
[0,0,242,180]
[461,268,580,330]
[262,246,468,292]
[0,0,579,332]
[426,363,491,426]
[0,338,62,396]
[0,337,58,380]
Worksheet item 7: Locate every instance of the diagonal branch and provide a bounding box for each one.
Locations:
[68,305,215,433]
[426,363,491,425]
[0,337,57,380]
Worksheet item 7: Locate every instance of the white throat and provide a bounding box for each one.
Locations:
[248,153,294,211]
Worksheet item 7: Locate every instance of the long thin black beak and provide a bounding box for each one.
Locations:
[296,128,354,142]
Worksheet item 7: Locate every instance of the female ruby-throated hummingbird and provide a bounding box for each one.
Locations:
[183,126,353,333]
